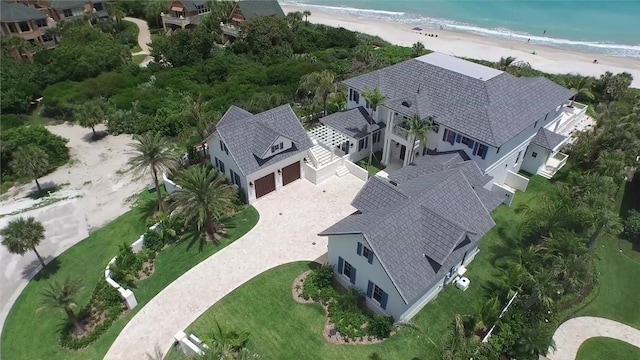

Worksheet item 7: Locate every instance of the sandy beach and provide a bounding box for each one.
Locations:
[283,5,640,88]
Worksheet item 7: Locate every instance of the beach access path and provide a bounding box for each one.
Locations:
[282,6,640,88]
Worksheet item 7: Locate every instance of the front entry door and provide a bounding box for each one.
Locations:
[400,145,406,161]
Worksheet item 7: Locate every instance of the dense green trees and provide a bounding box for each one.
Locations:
[151,27,216,67]
[1,217,47,268]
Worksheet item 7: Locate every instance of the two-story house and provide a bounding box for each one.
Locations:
[221,0,284,39]
[161,0,209,31]
[319,152,503,321]
[335,52,577,193]
[0,0,56,59]
[204,104,313,203]
[25,0,107,21]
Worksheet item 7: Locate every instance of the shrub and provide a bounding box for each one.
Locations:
[314,264,335,288]
[0,125,70,178]
[624,210,640,245]
[329,307,370,339]
[142,229,164,252]
[368,314,394,338]
[109,243,142,286]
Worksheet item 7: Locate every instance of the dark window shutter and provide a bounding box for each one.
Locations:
[220,140,224,151]
[367,281,374,298]
[338,257,344,274]
[380,291,388,309]
[357,242,362,256]
[350,266,356,284]
[367,251,374,264]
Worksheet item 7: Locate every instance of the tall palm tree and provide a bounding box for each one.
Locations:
[565,76,595,105]
[10,144,50,193]
[39,276,84,335]
[303,10,311,23]
[299,70,337,116]
[404,114,436,163]
[183,96,219,149]
[169,165,237,241]
[494,56,517,71]
[362,87,386,169]
[1,216,47,268]
[144,0,171,27]
[128,132,179,212]
[411,41,425,57]
[286,11,303,31]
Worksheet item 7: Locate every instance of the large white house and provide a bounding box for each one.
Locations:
[318,52,584,198]
[205,104,313,203]
[319,152,504,321]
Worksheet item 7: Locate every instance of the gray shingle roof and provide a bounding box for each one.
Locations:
[215,105,313,176]
[236,0,284,19]
[50,0,87,10]
[180,0,207,12]
[320,106,383,139]
[1,2,46,22]
[530,128,568,150]
[343,52,575,147]
[319,153,502,303]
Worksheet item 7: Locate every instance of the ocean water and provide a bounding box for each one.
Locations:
[281,0,640,59]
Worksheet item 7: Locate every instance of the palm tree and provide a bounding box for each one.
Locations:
[411,41,425,57]
[565,76,595,105]
[105,1,125,24]
[286,11,303,31]
[404,114,436,163]
[303,10,311,23]
[362,87,386,169]
[299,70,337,116]
[169,165,237,241]
[494,56,517,71]
[472,297,500,333]
[183,96,219,149]
[10,144,50,193]
[1,217,47,268]
[39,276,84,335]
[144,0,171,27]
[128,132,179,212]
[441,315,484,360]
[74,98,108,139]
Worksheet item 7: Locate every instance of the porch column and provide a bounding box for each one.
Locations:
[381,139,390,165]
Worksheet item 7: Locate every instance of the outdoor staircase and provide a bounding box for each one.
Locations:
[335,166,350,177]
[309,144,333,167]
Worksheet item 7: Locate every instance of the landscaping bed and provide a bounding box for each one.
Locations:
[577,337,640,360]
[292,267,394,344]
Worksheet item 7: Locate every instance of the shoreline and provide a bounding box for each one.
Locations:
[282,5,640,88]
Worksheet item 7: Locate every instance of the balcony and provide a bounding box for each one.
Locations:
[221,23,240,37]
[392,124,409,140]
[538,152,569,179]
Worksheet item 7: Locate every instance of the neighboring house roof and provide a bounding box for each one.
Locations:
[214,104,314,175]
[50,0,87,10]
[236,0,285,19]
[0,1,46,22]
[342,52,575,147]
[320,106,384,139]
[319,153,502,304]
[530,128,567,151]
[179,0,207,13]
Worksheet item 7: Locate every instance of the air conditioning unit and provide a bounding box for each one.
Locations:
[455,276,470,291]
[456,265,467,277]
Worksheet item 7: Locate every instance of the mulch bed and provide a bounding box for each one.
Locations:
[291,271,386,345]
[136,260,155,281]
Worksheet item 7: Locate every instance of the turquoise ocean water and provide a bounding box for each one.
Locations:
[281,0,640,59]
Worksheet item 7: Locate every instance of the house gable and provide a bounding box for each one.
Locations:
[259,135,293,159]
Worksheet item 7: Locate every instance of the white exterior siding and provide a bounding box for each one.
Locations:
[207,133,246,191]
[342,132,385,163]
[327,234,407,319]
[521,143,550,175]
[245,153,306,203]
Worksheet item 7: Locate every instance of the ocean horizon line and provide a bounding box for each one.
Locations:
[281,1,640,60]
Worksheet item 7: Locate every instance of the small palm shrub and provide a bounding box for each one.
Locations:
[109,243,142,286]
[142,229,164,252]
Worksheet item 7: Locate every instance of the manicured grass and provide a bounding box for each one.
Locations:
[576,337,640,360]
[1,193,259,360]
[357,151,385,176]
[176,177,556,360]
[133,54,147,64]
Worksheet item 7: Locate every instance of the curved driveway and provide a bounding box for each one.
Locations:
[124,17,153,66]
[105,175,364,359]
[547,316,640,360]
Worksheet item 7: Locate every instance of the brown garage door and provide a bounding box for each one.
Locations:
[282,161,301,186]
[254,173,276,199]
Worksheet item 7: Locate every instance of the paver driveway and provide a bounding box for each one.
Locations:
[105,175,365,359]
[547,316,640,360]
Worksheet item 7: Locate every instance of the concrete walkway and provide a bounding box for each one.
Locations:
[124,17,153,67]
[547,316,640,360]
[104,175,365,359]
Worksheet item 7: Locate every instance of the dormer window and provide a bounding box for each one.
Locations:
[401,100,412,108]
[271,142,284,153]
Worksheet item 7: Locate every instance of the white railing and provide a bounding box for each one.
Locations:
[392,124,409,140]
[220,23,240,37]
[344,160,369,181]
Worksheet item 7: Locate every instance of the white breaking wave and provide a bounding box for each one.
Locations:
[283,0,640,59]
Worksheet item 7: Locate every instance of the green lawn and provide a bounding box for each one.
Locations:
[357,151,385,176]
[175,177,556,360]
[1,193,259,360]
[133,54,148,65]
[576,337,640,360]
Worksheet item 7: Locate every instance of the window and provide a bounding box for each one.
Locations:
[41,33,53,42]
[353,91,360,103]
[220,140,229,155]
[35,19,47,28]
[18,22,30,32]
[219,140,224,151]
[358,137,368,151]
[63,8,84,17]
[515,150,522,164]
[340,141,350,154]
[455,134,462,143]
[533,121,538,128]
[473,143,488,159]
[367,281,388,309]
[365,99,371,109]
[532,152,538,158]
[348,89,353,101]
[229,169,241,187]
[432,123,440,133]
[443,129,455,145]
[461,136,474,149]
[271,142,283,153]
[196,4,208,14]
[372,131,381,143]
[357,241,374,263]
[338,257,356,284]
[217,159,225,174]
